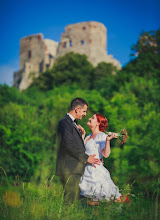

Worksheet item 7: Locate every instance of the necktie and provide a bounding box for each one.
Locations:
[74,119,78,124]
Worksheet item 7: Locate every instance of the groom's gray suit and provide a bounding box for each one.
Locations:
[56,114,88,203]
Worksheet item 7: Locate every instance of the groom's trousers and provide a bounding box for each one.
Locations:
[60,174,82,205]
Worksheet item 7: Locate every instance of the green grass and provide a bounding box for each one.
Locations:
[0,180,159,220]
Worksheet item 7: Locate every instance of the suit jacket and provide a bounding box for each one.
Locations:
[56,114,89,176]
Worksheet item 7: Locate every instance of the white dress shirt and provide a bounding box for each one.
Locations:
[67,113,76,123]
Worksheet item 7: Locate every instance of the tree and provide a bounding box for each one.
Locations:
[0,85,21,107]
[0,101,53,182]
[92,62,118,98]
[31,52,94,90]
[125,29,160,79]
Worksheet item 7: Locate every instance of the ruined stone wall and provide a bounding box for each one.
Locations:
[43,39,58,71]
[14,34,58,90]
[57,22,106,60]
[57,21,120,68]
[20,34,45,71]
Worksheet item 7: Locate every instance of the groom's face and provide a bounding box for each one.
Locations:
[76,104,88,120]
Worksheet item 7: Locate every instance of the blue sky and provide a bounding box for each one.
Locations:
[0,0,159,86]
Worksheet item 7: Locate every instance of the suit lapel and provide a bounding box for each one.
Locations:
[72,122,83,138]
[64,114,84,144]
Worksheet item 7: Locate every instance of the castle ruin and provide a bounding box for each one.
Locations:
[14,21,121,90]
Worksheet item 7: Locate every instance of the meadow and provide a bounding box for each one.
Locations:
[0,177,159,220]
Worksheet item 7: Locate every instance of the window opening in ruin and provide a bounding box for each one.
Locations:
[46,64,50,69]
[82,26,86,30]
[62,42,67,48]
[81,40,85,45]
[28,50,31,59]
[26,38,31,42]
[38,35,42,40]
[70,40,72,47]
[17,77,22,86]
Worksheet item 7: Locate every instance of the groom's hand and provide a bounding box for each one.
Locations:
[87,154,101,168]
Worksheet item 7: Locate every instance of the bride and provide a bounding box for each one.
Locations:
[77,113,122,205]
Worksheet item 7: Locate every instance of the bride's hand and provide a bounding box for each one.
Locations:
[106,132,118,141]
[77,124,86,138]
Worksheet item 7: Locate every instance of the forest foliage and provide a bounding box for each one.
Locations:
[0,29,160,197]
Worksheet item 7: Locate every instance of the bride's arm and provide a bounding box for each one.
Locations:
[101,132,117,158]
[76,124,86,140]
[101,139,111,158]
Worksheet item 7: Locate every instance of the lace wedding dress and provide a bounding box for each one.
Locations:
[79,132,121,201]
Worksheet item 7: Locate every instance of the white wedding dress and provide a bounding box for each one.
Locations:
[79,132,121,201]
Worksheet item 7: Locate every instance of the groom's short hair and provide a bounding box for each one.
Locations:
[70,98,88,110]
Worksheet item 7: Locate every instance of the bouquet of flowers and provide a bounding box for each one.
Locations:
[106,129,128,144]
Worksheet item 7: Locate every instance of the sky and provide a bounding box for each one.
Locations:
[0,0,160,86]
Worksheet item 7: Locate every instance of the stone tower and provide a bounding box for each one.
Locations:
[57,21,120,68]
[14,34,58,90]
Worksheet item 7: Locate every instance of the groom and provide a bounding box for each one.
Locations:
[56,98,100,205]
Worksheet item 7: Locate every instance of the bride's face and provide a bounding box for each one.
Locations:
[87,114,99,128]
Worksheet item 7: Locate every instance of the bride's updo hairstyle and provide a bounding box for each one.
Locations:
[96,113,109,132]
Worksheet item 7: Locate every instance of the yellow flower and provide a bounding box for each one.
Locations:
[3,191,22,207]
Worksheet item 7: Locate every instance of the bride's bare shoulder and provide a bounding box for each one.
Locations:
[84,134,92,145]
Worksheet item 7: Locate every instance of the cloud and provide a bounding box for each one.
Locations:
[0,60,19,86]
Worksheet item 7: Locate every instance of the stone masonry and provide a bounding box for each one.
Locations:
[57,21,120,68]
[14,34,58,90]
[14,21,121,90]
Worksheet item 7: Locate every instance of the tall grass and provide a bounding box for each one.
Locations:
[0,178,159,220]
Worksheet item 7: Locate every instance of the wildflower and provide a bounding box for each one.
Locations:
[120,194,131,203]
[3,191,22,207]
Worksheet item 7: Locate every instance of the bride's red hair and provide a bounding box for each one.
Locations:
[96,113,109,132]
